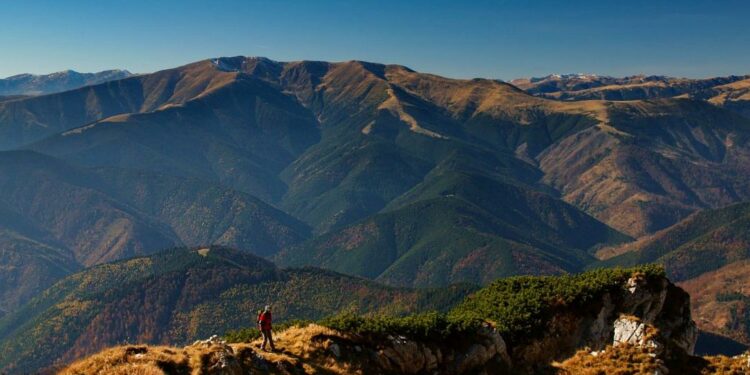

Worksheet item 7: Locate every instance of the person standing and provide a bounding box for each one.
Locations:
[257,305,275,351]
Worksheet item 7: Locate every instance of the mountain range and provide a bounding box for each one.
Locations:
[0,69,132,96]
[1,57,750,371]
[512,73,750,118]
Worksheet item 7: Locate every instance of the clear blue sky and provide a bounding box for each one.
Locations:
[1,0,748,79]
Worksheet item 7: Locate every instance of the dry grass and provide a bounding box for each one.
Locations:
[240,324,360,374]
[709,78,750,103]
[699,353,750,374]
[376,87,448,139]
[555,344,750,375]
[385,62,618,130]
[553,344,663,375]
[60,325,360,375]
[60,345,187,375]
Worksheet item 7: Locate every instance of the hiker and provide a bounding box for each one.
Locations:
[257,305,275,351]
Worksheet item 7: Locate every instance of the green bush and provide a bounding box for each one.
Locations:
[318,310,483,340]
[449,265,665,343]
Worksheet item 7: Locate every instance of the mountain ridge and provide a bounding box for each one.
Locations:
[0,69,132,96]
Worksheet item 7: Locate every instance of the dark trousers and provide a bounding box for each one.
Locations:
[261,328,275,350]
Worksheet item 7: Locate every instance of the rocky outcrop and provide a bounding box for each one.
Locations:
[508,273,697,372]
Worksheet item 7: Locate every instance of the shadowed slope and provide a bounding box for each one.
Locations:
[27,72,321,202]
[0,59,257,150]
[0,151,311,319]
[597,201,750,281]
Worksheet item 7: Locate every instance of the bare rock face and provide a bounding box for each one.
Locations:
[510,274,697,371]
[613,316,662,355]
[613,275,696,356]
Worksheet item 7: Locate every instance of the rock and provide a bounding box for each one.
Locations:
[613,315,663,356]
[588,293,616,347]
[613,317,648,346]
[621,276,668,323]
[653,284,698,355]
[204,346,242,375]
[330,343,341,358]
[192,334,230,349]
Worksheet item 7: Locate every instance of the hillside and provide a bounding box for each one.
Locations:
[0,246,475,373]
[9,57,748,239]
[56,266,727,374]
[596,202,750,345]
[0,69,132,96]
[2,56,750,325]
[597,202,750,281]
[277,171,628,287]
[680,262,750,346]
[0,151,310,317]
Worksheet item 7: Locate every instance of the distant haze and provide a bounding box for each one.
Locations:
[1,0,749,80]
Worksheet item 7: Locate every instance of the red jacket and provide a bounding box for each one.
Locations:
[258,311,272,331]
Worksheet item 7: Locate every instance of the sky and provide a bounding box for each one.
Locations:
[1,0,749,80]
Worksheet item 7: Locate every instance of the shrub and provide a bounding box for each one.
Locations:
[319,311,483,340]
[449,265,665,343]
